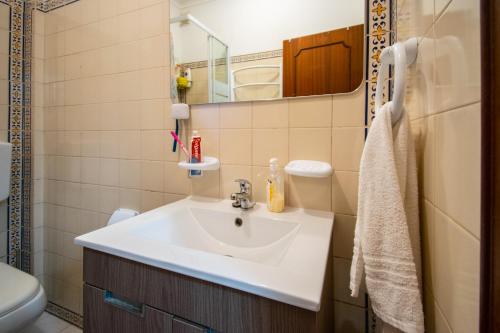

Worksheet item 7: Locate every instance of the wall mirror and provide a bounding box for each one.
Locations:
[170,0,365,104]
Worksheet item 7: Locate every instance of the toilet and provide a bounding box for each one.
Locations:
[0,263,47,332]
[0,142,47,333]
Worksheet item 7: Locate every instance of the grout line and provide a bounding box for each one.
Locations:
[334,298,367,309]
[432,296,455,333]
[433,0,453,24]
[425,199,480,242]
[407,100,481,122]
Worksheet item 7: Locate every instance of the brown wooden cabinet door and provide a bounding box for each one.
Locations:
[172,318,209,333]
[84,284,173,333]
[283,24,364,97]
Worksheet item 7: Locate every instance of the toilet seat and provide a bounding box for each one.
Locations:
[0,263,47,333]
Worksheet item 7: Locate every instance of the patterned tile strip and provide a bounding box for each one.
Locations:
[6,0,25,270]
[182,49,283,69]
[365,0,393,129]
[46,302,84,328]
[22,0,34,273]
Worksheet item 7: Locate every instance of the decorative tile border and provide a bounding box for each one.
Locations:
[36,0,79,12]
[22,0,34,273]
[46,302,84,328]
[182,49,283,69]
[1,0,27,272]
[364,0,394,131]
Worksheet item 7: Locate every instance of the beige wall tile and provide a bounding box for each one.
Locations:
[99,158,119,186]
[396,0,434,42]
[252,129,288,167]
[119,159,141,189]
[333,257,366,307]
[141,161,164,192]
[332,214,356,259]
[220,129,252,165]
[412,116,436,203]
[81,132,100,157]
[220,165,252,199]
[141,190,165,212]
[119,130,141,160]
[334,301,365,333]
[433,0,481,113]
[252,100,288,128]
[191,171,220,198]
[80,105,101,131]
[289,96,332,128]
[433,209,479,333]
[191,104,219,129]
[164,162,191,195]
[99,186,120,214]
[332,171,358,215]
[100,131,120,158]
[435,104,480,238]
[288,175,331,211]
[81,157,100,184]
[141,130,168,161]
[332,127,364,171]
[332,88,365,127]
[289,128,331,163]
[422,200,435,296]
[119,188,142,212]
[99,0,117,20]
[138,3,165,39]
[251,166,268,203]
[140,100,166,130]
[80,184,100,212]
[164,193,187,205]
[219,102,252,129]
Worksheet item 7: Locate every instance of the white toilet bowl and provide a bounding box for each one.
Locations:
[0,263,47,333]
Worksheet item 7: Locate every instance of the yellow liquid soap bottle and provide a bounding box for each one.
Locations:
[266,158,285,213]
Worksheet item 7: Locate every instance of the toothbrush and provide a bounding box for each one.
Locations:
[170,131,190,158]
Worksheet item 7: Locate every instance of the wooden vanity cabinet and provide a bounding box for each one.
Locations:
[83,248,333,333]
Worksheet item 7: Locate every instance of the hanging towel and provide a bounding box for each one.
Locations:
[350,102,424,333]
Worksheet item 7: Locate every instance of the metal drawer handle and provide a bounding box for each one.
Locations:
[104,290,144,317]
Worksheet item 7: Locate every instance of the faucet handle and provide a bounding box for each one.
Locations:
[234,179,251,193]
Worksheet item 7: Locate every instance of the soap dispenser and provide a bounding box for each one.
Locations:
[266,158,285,213]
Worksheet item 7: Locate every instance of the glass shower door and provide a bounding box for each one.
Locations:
[208,36,230,103]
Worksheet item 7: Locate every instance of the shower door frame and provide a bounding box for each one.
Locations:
[480,0,500,332]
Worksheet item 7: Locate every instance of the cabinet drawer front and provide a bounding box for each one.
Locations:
[84,284,172,333]
[84,248,322,333]
[173,318,208,333]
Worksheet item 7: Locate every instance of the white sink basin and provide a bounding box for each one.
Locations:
[130,206,300,265]
[75,196,333,311]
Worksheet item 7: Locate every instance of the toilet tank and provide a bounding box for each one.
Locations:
[0,142,12,201]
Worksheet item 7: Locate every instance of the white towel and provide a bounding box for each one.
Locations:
[350,102,424,333]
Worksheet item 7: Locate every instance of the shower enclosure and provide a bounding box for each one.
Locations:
[170,14,230,103]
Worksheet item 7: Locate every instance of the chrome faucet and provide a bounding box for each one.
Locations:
[230,179,255,209]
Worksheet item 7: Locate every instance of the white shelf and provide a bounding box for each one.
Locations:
[178,156,220,171]
[284,160,333,178]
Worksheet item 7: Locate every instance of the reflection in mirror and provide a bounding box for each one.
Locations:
[170,0,365,105]
[0,2,9,263]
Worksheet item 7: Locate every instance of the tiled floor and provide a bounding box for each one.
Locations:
[20,312,81,333]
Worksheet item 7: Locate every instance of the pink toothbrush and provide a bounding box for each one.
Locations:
[170,131,190,158]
